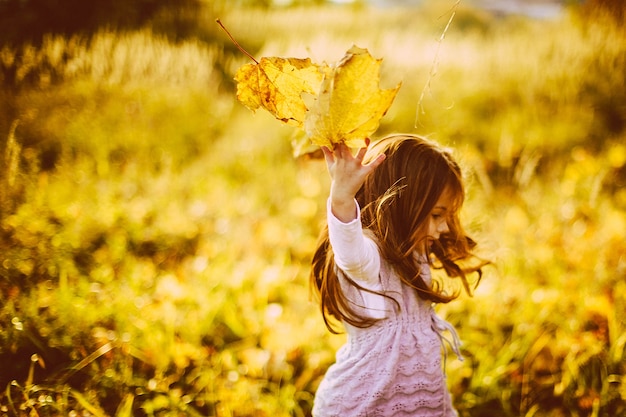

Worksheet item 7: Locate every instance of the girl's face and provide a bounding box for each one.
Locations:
[427,187,454,246]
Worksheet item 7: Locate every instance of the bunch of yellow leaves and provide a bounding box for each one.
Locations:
[234,45,401,154]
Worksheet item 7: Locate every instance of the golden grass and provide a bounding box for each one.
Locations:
[1,3,625,416]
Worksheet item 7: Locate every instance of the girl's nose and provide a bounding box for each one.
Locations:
[438,221,450,234]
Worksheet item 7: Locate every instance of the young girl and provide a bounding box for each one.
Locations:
[311,134,485,417]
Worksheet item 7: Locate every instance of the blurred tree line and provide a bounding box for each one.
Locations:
[0,0,201,45]
[1,0,623,46]
[0,0,316,46]
[584,0,625,22]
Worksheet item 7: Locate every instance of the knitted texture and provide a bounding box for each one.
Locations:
[313,260,459,417]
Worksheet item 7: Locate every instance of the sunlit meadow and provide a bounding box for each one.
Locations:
[1,2,625,416]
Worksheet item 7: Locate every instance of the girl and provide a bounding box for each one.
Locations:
[311,134,486,417]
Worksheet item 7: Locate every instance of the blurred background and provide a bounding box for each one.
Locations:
[0,0,625,416]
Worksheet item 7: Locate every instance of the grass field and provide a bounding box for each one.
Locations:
[1,2,625,416]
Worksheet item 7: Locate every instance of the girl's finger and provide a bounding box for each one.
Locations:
[365,153,386,169]
[355,145,368,162]
[336,142,348,158]
[321,146,335,165]
[355,137,372,162]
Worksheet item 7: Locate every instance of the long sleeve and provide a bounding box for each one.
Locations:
[327,198,380,287]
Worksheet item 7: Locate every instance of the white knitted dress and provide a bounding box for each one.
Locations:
[312,201,461,417]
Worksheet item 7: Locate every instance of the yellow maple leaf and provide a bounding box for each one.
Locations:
[232,45,400,155]
[234,57,325,127]
[304,46,401,149]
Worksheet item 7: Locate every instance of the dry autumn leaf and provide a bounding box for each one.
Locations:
[233,43,400,155]
[304,46,401,149]
[234,57,326,127]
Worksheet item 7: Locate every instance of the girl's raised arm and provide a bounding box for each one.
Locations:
[321,139,385,223]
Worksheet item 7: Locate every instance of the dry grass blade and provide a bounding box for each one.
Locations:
[415,0,461,128]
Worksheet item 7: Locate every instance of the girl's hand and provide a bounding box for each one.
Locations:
[321,139,386,222]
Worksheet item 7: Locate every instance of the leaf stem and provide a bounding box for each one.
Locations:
[216,19,260,64]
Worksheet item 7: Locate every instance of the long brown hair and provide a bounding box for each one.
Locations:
[311,134,486,333]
